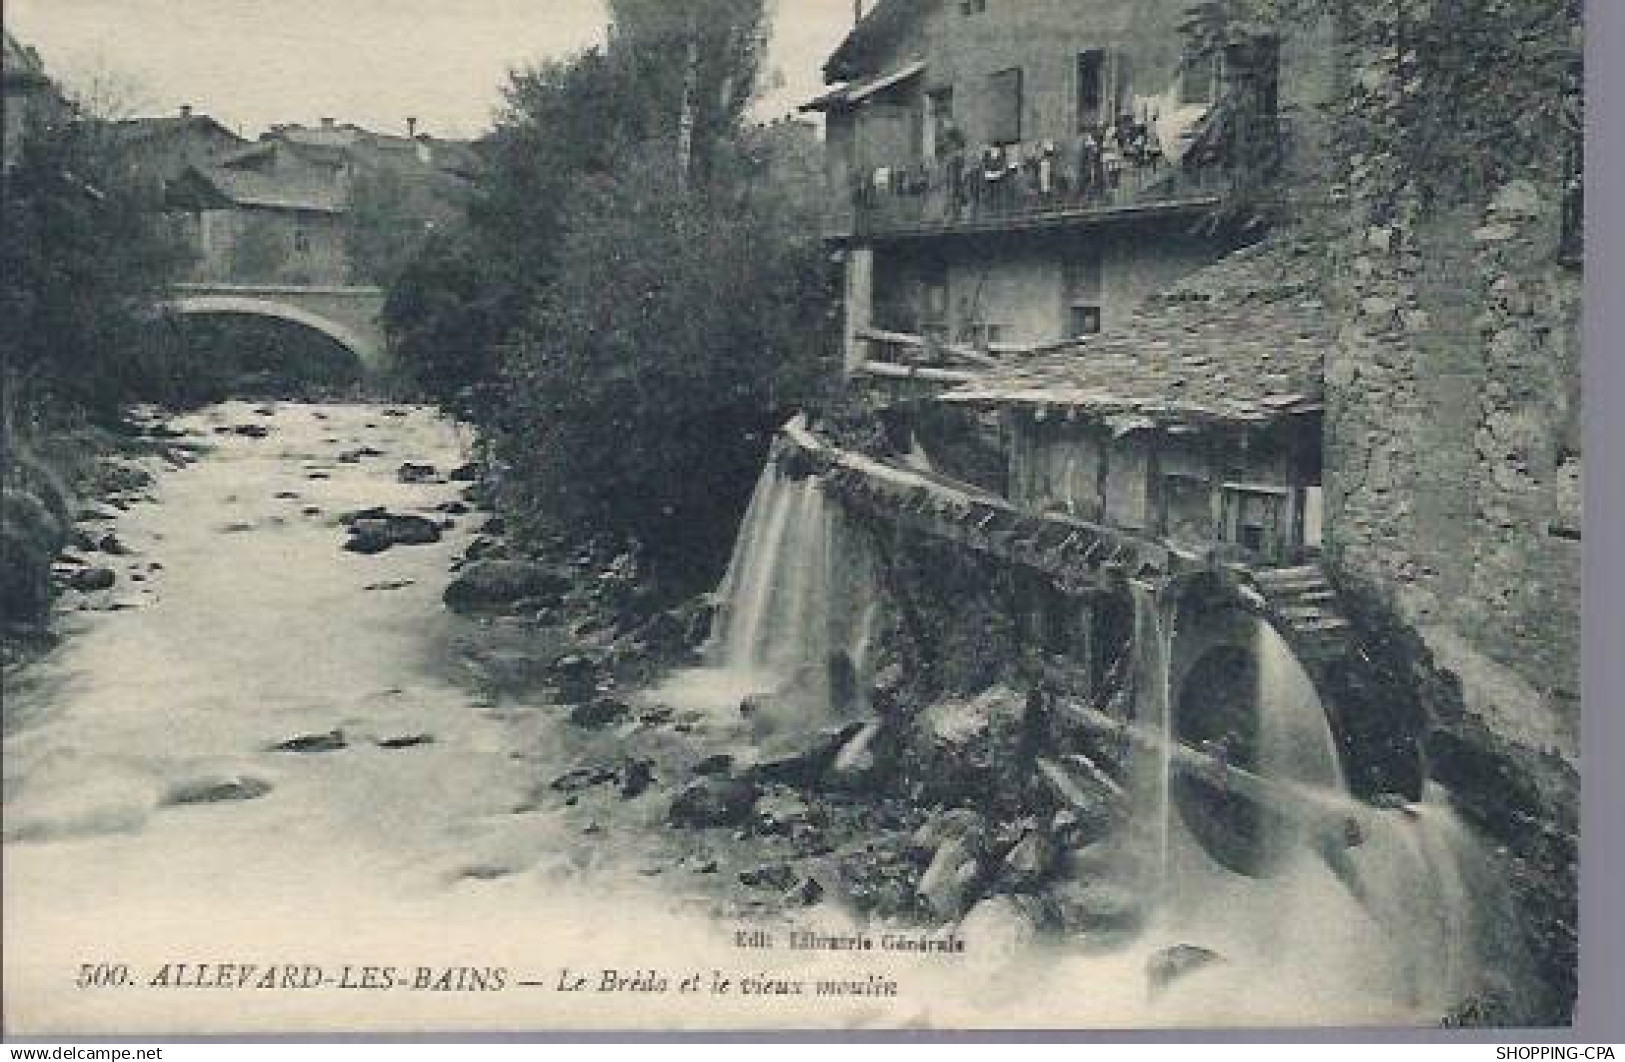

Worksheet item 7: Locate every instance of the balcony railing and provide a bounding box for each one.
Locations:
[849,136,1229,237]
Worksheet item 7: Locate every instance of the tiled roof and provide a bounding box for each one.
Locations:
[109,113,242,147]
[941,236,1329,430]
[825,0,939,82]
[186,160,347,214]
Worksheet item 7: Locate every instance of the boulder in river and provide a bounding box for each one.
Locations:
[449,462,480,482]
[1146,944,1227,999]
[569,696,631,730]
[910,685,1033,809]
[162,771,273,806]
[745,721,866,789]
[916,834,983,918]
[442,560,570,613]
[620,758,656,799]
[668,776,760,830]
[1047,877,1144,937]
[376,733,435,750]
[69,566,117,593]
[98,533,131,556]
[997,829,1058,891]
[344,513,442,554]
[270,729,347,754]
[397,462,438,483]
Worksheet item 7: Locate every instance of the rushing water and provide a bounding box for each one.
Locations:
[654,454,880,736]
[1,403,1523,1032]
[1116,603,1516,1021]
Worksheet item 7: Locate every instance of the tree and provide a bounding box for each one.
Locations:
[496,144,835,584]
[0,108,192,421]
[345,164,423,285]
[381,1,834,588]
[381,224,505,418]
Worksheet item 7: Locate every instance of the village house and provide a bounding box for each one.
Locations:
[808,0,1325,374]
[941,236,1326,569]
[164,136,352,285]
[158,117,480,285]
[2,31,68,171]
[107,105,246,204]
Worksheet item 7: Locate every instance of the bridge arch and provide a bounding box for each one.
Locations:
[163,295,379,368]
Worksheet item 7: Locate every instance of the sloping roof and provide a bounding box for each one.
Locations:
[941,237,1330,430]
[3,31,49,87]
[109,113,243,148]
[802,60,926,112]
[179,159,347,214]
[824,0,939,82]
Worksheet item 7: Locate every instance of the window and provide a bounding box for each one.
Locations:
[925,87,957,159]
[1222,484,1288,558]
[1077,50,1106,130]
[959,0,986,13]
[986,67,1023,145]
[1070,306,1102,338]
[920,261,950,337]
[1065,245,1102,337]
[1160,474,1214,545]
[1180,46,1221,105]
[293,230,311,254]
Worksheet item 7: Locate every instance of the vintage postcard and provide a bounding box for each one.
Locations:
[1,0,1586,1037]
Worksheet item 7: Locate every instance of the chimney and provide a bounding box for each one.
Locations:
[321,116,335,130]
[179,104,193,120]
[407,116,418,138]
[854,0,863,25]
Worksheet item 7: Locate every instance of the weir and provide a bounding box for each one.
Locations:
[656,439,880,733]
[689,419,1523,1018]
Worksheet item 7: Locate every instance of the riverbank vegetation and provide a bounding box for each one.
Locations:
[383,0,834,590]
[0,103,197,637]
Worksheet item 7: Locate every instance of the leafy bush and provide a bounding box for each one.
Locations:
[496,145,835,585]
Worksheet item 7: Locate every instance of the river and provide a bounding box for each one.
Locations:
[2,401,1477,1034]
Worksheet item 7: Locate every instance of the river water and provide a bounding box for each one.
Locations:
[2,402,1487,1034]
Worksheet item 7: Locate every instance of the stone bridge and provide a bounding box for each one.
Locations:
[163,283,389,373]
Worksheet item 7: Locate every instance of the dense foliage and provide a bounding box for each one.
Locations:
[497,146,834,580]
[384,0,835,587]
[0,112,192,423]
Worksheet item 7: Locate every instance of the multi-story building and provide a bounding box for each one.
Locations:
[2,31,67,171]
[807,0,1326,372]
[108,105,246,204]
[159,117,481,285]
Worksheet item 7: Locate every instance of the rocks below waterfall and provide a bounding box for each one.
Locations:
[668,777,760,829]
[443,560,570,613]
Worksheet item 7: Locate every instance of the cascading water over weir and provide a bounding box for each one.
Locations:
[655,433,880,735]
[655,421,1527,1022]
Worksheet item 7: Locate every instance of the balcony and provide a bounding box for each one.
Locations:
[848,136,1228,240]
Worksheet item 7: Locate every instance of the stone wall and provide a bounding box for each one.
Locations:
[1315,0,1582,1023]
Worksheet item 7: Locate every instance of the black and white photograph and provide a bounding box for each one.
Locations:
[0,0,1597,1039]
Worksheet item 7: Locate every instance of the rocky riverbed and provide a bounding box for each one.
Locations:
[3,401,1498,1035]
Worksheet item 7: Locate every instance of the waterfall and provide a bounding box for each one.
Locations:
[1255,620,1345,792]
[656,445,879,730]
[1138,603,1514,1018]
[1128,581,1175,897]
